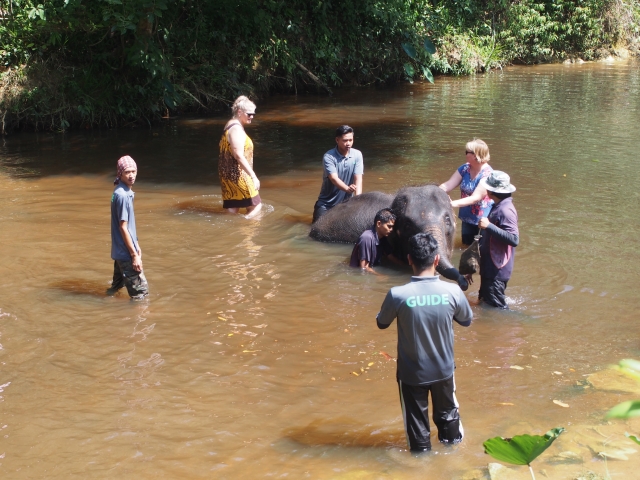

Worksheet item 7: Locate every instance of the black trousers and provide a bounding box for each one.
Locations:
[479,276,508,309]
[108,260,149,299]
[398,376,463,451]
[312,201,329,223]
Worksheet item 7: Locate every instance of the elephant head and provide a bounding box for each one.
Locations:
[390,185,468,291]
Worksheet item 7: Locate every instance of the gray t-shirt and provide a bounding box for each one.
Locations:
[377,276,473,386]
[315,146,364,208]
[111,184,139,261]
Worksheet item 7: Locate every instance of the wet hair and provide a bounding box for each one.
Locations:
[408,233,439,271]
[335,125,354,137]
[465,138,490,164]
[374,208,396,226]
[232,95,256,116]
[490,191,512,200]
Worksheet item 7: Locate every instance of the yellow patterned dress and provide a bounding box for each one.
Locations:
[218,122,261,208]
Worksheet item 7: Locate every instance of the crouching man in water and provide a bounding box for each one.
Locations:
[107,156,149,299]
[376,233,473,452]
[349,208,397,274]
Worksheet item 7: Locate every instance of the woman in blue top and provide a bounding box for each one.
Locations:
[439,139,494,246]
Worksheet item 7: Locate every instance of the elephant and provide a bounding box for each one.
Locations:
[309,184,469,291]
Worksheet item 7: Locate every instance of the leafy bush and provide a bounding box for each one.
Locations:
[0,0,639,131]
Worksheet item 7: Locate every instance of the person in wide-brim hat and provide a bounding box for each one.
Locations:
[480,170,516,194]
[474,170,519,309]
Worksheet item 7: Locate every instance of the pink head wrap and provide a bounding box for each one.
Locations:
[114,155,137,185]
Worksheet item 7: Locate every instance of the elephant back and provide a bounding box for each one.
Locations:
[309,191,394,244]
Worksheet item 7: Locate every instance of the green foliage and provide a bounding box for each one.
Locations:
[483,427,565,466]
[0,0,639,131]
[626,432,640,444]
[606,358,640,419]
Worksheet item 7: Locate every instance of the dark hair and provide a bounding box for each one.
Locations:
[408,233,439,271]
[490,191,512,200]
[335,125,354,137]
[374,208,396,226]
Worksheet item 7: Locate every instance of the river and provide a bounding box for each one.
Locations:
[1,60,639,479]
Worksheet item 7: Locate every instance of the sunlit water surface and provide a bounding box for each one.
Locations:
[1,61,640,478]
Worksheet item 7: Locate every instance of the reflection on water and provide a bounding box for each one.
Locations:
[1,61,640,478]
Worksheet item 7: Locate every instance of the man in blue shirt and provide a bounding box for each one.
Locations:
[377,233,473,452]
[107,156,149,299]
[312,125,364,223]
[349,208,396,273]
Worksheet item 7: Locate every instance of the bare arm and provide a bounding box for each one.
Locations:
[119,220,142,272]
[439,170,463,193]
[354,174,362,195]
[451,184,488,208]
[228,125,260,190]
[359,258,380,274]
[328,173,357,194]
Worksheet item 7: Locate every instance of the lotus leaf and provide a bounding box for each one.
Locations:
[483,427,565,465]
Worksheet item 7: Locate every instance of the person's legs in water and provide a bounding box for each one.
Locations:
[107,261,125,295]
[430,376,463,445]
[479,276,508,309]
[398,380,432,452]
[245,202,263,219]
[461,221,479,246]
[312,202,329,223]
[115,259,149,299]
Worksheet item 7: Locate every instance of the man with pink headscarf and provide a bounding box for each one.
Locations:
[107,155,149,299]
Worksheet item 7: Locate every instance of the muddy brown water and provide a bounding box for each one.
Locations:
[1,61,640,478]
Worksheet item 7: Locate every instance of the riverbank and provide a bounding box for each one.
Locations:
[1,0,639,133]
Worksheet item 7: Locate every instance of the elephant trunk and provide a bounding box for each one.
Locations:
[436,256,469,292]
[424,227,469,292]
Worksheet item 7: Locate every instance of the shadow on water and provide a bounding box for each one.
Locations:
[174,198,228,215]
[282,212,313,225]
[282,418,405,449]
[49,279,123,298]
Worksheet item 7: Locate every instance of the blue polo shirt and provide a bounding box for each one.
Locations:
[111,184,139,261]
[349,228,392,267]
[377,276,473,386]
[316,147,364,209]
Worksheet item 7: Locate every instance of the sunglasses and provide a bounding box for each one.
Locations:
[245,112,256,117]
[465,150,475,155]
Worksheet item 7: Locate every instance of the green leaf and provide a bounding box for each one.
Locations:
[422,65,434,84]
[423,38,436,55]
[403,63,414,77]
[626,432,640,445]
[619,359,640,381]
[402,43,417,60]
[483,427,565,466]
[607,400,640,419]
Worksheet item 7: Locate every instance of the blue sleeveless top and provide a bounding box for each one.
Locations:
[457,163,493,225]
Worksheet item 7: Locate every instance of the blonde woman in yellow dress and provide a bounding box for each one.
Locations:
[219,96,262,218]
